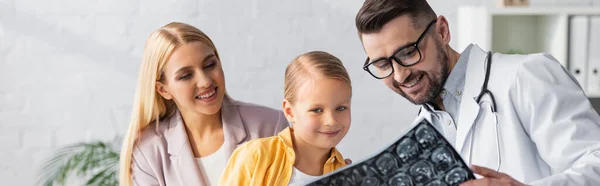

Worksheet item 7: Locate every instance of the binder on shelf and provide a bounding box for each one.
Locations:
[568,15,590,93]
[530,0,592,6]
[497,0,530,7]
[587,16,600,97]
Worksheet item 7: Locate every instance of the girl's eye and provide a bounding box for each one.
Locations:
[336,106,347,111]
[310,108,323,113]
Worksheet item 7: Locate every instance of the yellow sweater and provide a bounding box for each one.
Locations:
[219,127,347,185]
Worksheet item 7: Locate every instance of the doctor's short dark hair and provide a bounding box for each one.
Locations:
[356,0,437,35]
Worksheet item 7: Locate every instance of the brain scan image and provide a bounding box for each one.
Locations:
[305,121,475,186]
[409,160,436,184]
[445,167,469,185]
[331,175,348,185]
[361,177,381,186]
[396,138,420,163]
[350,163,380,181]
[431,146,456,171]
[375,152,398,175]
[348,168,365,183]
[415,124,438,148]
[388,172,414,186]
[425,179,449,186]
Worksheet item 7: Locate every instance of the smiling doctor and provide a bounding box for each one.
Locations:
[354,0,600,185]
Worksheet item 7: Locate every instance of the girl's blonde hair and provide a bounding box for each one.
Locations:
[284,51,352,103]
[119,22,221,186]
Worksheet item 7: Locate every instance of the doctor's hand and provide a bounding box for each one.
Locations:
[460,165,529,186]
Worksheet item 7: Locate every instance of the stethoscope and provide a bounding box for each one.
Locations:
[418,51,501,172]
[469,51,501,172]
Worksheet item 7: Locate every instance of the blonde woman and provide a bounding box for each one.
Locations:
[119,22,288,186]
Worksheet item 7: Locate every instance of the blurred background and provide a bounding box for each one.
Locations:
[1,0,599,185]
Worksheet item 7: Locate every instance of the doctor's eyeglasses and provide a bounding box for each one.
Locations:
[363,20,437,79]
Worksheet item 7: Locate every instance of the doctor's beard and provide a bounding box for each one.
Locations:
[393,39,449,105]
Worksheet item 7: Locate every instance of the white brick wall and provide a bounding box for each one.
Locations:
[0,0,486,185]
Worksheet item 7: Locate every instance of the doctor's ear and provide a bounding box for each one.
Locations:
[282,99,295,124]
[434,16,451,45]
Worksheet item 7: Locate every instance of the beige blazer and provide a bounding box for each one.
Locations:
[131,97,288,186]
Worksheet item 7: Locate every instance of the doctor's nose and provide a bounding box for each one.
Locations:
[391,60,411,83]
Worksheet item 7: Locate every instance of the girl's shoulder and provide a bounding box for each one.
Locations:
[230,133,292,164]
[235,135,284,155]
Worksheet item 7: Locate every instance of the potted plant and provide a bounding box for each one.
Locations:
[36,137,121,186]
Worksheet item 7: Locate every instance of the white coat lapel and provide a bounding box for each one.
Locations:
[455,45,488,152]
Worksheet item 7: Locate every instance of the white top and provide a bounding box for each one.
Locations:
[288,167,321,186]
[196,144,228,186]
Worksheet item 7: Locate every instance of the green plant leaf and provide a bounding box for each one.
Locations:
[37,138,121,186]
[86,166,109,185]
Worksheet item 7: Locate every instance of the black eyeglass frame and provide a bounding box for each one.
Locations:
[363,20,438,79]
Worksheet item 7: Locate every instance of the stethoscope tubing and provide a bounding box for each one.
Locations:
[470,51,501,172]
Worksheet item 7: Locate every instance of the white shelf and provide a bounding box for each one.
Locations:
[456,6,600,65]
[487,7,600,15]
[457,5,600,98]
[457,6,571,65]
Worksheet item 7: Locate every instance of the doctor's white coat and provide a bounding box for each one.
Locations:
[416,44,600,185]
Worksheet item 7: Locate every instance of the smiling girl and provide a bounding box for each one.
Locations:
[219,51,352,185]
